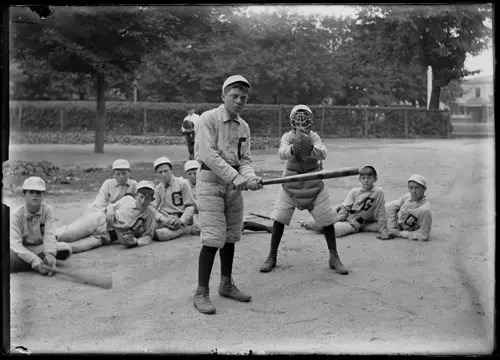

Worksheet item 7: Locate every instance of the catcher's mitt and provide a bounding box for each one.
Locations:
[182,119,194,131]
[292,131,313,162]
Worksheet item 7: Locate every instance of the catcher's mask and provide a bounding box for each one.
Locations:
[290,105,313,133]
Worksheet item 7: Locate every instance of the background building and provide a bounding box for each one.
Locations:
[451,75,494,123]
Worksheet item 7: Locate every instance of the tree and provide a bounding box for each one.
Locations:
[10,5,174,152]
[354,4,492,108]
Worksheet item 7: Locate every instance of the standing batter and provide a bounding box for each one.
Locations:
[378,174,432,241]
[259,105,348,275]
[193,75,262,315]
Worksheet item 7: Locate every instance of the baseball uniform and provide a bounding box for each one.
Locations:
[385,193,432,241]
[271,130,337,227]
[152,176,196,241]
[302,186,387,237]
[90,178,138,212]
[194,104,257,248]
[10,203,72,272]
[56,195,156,252]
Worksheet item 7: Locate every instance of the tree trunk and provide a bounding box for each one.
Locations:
[94,73,107,153]
[429,85,441,109]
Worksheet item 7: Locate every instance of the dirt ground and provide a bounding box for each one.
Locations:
[4,138,495,355]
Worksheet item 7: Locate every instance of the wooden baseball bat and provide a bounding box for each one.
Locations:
[260,167,360,186]
[249,212,273,221]
[41,265,113,289]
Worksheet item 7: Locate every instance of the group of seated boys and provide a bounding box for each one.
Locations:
[9,159,431,276]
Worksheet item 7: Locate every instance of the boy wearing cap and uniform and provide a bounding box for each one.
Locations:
[378,174,432,242]
[299,166,387,237]
[192,75,263,315]
[152,157,198,241]
[10,177,72,275]
[55,181,157,252]
[89,159,137,212]
[259,104,348,275]
[184,160,199,200]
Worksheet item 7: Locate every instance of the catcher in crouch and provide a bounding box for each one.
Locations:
[260,105,348,275]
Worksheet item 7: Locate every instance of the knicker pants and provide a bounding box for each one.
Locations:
[271,186,337,227]
[196,170,244,248]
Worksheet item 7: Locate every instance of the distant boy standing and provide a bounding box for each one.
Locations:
[90,159,137,212]
[193,75,263,315]
[182,108,200,160]
[10,177,72,275]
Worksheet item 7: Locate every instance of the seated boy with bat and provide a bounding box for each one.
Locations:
[152,157,199,241]
[89,159,138,212]
[299,165,387,237]
[377,174,432,242]
[55,180,157,252]
[10,177,72,275]
[260,104,348,275]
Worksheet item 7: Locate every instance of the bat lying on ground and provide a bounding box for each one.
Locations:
[41,265,113,289]
[260,167,360,186]
[249,212,273,221]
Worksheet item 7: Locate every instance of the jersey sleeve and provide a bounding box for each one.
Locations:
[308,132,327,160]
[278,132,295,160]
[42,206,57,257]
[385,195,405,232]
[238,127,257,181]
[337,189,356,221]
[372,189,387,232]
[10,210,38,266]
[92,180,110,211]
[179,180,195,224]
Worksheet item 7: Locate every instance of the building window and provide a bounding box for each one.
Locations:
[475,88,481,98]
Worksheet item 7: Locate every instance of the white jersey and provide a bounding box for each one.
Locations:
[337,186,387,231]
[386,193,432,241]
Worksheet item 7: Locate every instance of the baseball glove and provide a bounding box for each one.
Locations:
[292,131,313,162]
[182,119,194,131]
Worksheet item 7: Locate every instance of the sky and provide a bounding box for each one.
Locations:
[246,5,494,77]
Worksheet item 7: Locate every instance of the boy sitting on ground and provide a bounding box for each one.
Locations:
[299,165,387,237]
[89,159,137,212]
[10,177,72,275]
[152,157,198,241]
[377,174,432,242]
[55,181,157,252]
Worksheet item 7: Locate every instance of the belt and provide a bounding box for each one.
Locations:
[200,162,240,172]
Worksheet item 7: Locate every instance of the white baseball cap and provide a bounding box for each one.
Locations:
[154,157,172,170]
[112,159,130,170]
[290,105,313,118]
[137,180,155,191]
[408,174,427,188]
[23,176,46,191]
[184,160,199,172]
[222,75,251,92]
